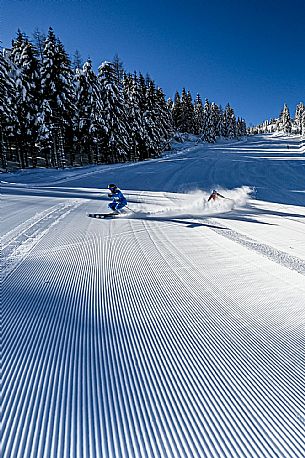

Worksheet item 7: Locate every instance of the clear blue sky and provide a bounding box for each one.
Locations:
[1,0,304,125]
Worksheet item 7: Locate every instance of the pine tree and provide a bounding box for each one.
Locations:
[112,54,125,91]
[136,72,154,159]
[222,106,228,137]
[123,73,143,161]
[202,98,215,142]
[224,104,236,138]
[218,105,225,137]
[137,72,148,113]
[11,30,26,65]
[0,48,16,170]
[301,111,305,137]
[180,88,194,133]
[236,117,247,138]
[294,102,304,134]
[11,31,41,167]
[186,90,194,133]
[166,97,173,112]
[193,94,204,135]
[155,86,173,152]
[172,91,183,132]
[73,59,103,165]
[72,50,83,70]
[124,75,172,160]
[143,79,161,157]
[210,102,222,138]
[39,28,74,167]
[279,103,292,134]
[98,60,128,162]
[32,28,46,62]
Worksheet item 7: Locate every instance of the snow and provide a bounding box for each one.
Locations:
[1,133,305,457]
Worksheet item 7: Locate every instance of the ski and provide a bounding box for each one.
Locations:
[88,213,118,219]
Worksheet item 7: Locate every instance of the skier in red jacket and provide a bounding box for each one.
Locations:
[208,190,225,202]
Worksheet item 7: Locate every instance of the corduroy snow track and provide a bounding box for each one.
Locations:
[1,134,305,458]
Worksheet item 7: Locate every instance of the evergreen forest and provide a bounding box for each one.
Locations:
[0,28,247,171]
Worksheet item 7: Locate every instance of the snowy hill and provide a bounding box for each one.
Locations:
[1,134,305,458]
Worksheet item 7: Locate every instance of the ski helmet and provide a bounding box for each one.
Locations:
[108,183,117,191]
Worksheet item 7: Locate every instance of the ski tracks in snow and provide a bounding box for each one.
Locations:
[2,206,305,458]
[1,200,82,280]
[207,219,305,276]
[129,220,305,458]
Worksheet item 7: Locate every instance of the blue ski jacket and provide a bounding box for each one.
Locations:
[109,189,127,205]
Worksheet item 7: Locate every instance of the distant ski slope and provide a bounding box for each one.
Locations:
[1,134,305,457]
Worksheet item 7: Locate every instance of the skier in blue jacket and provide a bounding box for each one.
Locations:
[107,184,128,213]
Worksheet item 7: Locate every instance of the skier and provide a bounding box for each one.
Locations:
[107,184,128,213]
[208,190,225,202]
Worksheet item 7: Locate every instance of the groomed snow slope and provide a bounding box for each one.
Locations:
[1,134,305,458]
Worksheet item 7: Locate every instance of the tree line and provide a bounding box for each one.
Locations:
[0,27,246,171]
[249,103,305,136]
[169,90,246,142]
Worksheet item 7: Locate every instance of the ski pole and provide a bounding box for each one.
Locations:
[126,205,136,213]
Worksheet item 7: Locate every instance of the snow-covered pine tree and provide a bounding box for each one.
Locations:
[301,110,305,138]
[236,118,242,137]
[221,106,228,137]
[270,119,277,133]
[10,31,41,168]
[39,28,74,167]
[279,103,292,134]
[137,72,148,113]
[193,94,204,135]
[123,73,143,161]
[55,39,75,165]
[10,30,26,66]
[218,105,225,137]
[172,91,183,132]
[155,86,173,152]
[180,88,194,133]
[0,47,16,170]
[143,78,162,158]
[202,98,215,142]
[210,102,222,139]
[186,90,194,133]
[136,72,158,160]
[166,97,174,113]
[236,117,247,138]
[242,119,247,136]
[72,50,83,70]
[224,103,236,138]
[98,60,129,163]
[208,102,218,142]
[294,102,304,134]
[32,28,46,62]
[73,59,103,165]
[112,54,125,92]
